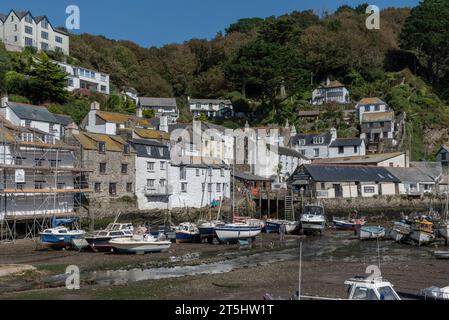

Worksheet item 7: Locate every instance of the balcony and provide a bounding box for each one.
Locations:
[144,185,173,196]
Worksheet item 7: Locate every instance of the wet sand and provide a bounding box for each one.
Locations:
[0,230,448,300]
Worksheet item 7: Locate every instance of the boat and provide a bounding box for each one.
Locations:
[333,216,366,231]
[359,226,386,240]
[175,222,200,244]
[110,234,171,254]
[434,250,449,259]
[437,222,449,240]
[301,204,326,235]
[197,220,225,241]
[345,275,401,300]
[265,219,299,234]
[389,218,413,242]
[85,223,134,251]
[410,219,435,246]
[149,225,176,242]
[215,223,262,243]
[39,227,86,248]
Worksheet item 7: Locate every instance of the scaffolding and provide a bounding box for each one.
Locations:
[0,118,92,242]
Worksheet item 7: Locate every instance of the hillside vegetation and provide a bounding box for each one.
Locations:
[0,1,448,160]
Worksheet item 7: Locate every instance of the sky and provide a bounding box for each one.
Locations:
[0,0,420,48]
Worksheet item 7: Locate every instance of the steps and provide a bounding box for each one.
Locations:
[285,192,294,220]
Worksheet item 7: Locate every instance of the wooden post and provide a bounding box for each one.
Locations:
[259,187,262,219]
[276,192,279,220]
[267,190,271,217]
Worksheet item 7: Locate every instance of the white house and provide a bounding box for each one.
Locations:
[169,160,231,209]
[121,87,139,104]
[328,138,366,158]
[0,10,69,55]
[137,97,179,123]
[0,97,63,141]
[131,139,172,211]
[356,97,391,123]
[56,61,110,95]
[82,102,152,136]
[188,97,233,119]
[311,78,350,105]
[387,167,435,196]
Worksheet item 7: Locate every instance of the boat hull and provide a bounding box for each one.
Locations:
[215,226,261,242]
[85,237,117,251]
[265,221,281,234]
[438,225,449,239]
[410,230,435,245]
[175,231,199,244]
[434,251,449,259]
[359,227,385,240]
[40,233,84,247]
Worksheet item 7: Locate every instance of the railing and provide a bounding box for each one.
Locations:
[144,185,173,196]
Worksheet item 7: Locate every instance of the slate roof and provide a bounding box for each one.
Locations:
[139,97,177,108]
[275,145,309,160]
[290,133,333,147]
[410,161,443,182]
[7,102,59,124]
[386,167,434,183]
[313,152,405,165]
[233,171,273,182]
[302,164,400,183]
[329,138,363,148]
[130,139,170,160]
[52,114,74,126]
[362,111,394,123]
[188,98,232,105]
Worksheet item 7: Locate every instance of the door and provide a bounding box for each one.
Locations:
[333,184,343,198]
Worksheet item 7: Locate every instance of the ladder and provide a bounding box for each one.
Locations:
[285,192,294,221]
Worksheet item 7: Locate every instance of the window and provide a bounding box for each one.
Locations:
[208,167,213,176]
[25,120,31,127]
[352,287,378,300]
[217,183,221,192]
[147,179,155,189]
[109,183,117,196]
[160,161,166,170]
[25,26,33,35]
[124,144,130,154]
[49,160,59,168]
[16,183,25,191]
[313,137,324,144]
[298,139,306,146]
[41,31,49,40]
[146,146,152,155]
[14,157,24,166]
[41,42,48,51]
[57,183,65,190]
[354,146,358,154]
[338,146,344,154]
[314,148,319,157]
[299,150,306,156]
[364,186,375,194]
[99,163,106,174]
[202,183,205,192]
[55,36,63,43]
[44,135,55,145]
[49,124,55,132]
[94,183,101,193]
[220,168,225,177]
[375,105,380,111]
[380,121,384,127]
[147,162,155,172]
[35,181,44,190]
[34,159,43,167]
[121,164,128,174]
[25,15,33,23]
[181,182,188,192]
[180,167,186,180]
[41,19,48,29]
[101,85,107,92]
[208,183,212,192]
[21,133,33,142]
[378,286,399,300]
[101,74,107,82]
[98,142,106,154]
[14,35,17,42]
[160,179,166,187]
[11,15,14,22]
[25,37,33,47]
[369,122,374,128]
[126,183,133,193]
[321,183,326,189]
[196,169,200,176]
[55,47,63,53]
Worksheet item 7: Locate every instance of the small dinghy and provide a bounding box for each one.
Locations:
[359,226,386,240]
[333,217,366,231]
[215,223,262,243]
[110,234,171,254]
[265,219,299,234]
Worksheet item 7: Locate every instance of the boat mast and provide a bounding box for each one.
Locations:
[232,136,236,221]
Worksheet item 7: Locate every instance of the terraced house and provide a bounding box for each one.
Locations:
[0,10,69,54]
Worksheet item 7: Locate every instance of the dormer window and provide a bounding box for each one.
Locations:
[298,139,306,146]
[21,133,33,142]
[25,120,31,128]
[41,19,48,29]
[146,146,152,155]
[44,135,55,145]
[313,137,324,145]
[25,14,33,24]
[98,142,106,154]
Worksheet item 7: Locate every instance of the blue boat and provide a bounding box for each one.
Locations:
[198,220,225,241]
[39,227,85,247]
[175,223,200,244]
[265,220,281,233]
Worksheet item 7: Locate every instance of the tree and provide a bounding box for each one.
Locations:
[0,44,11,93]
[400,0,449,84]
[225,18,265,35]
[28,53,68,104]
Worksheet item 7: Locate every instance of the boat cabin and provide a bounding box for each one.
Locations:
[345,276,401,300]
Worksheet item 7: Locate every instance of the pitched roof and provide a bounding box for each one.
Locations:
[290,133,333,146]
[318,80,344,88]
[139,97,177,108]
[276,145,309,160]
[7,102,59,124]
[362,111,394,123]
[329,138,363,148]
[133,128,170,141]
[386,167,434,183]
[188,98,232,105]
[130,139,170,160]
[313,152,405,165]
[52,114,74,126]
[95,111,151,127]
[0,14,6,21]
[301,164,400,182]
[233,171,273,182]
[73,132,135,153]
[410,161,443,182]
[358,97,386,105]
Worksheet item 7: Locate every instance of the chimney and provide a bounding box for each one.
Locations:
[330,128,337,141]
[1,96,8,108]
[326,77,331,86]
[136,107,143,118]
[90,101,100,111]
[160,116,169,133]
[290,125,297,137]
[66,123,79,136]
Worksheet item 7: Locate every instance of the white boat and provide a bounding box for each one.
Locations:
[301,204,326,235]
[359,226,386,240]
[215,223,262,242]
[434,251,449,259]
[265,219,299,234]
[110,234,171,254]
[410,219,435,246]
[389,219,413,242]
[345,276,401,300]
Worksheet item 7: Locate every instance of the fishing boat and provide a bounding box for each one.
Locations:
[197,220,226,241]
[175,222,200,244]
[333,217,366,231]
[265,219,299,234]
[410,219,435,246]
[301,204,326,235]
[40,227,86,248]
[85,223,134,251]
[359,226,386,240]
[389,218,413,242]
[149,225,176,242]
[215,223,262,243]
[110,234,171,254]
